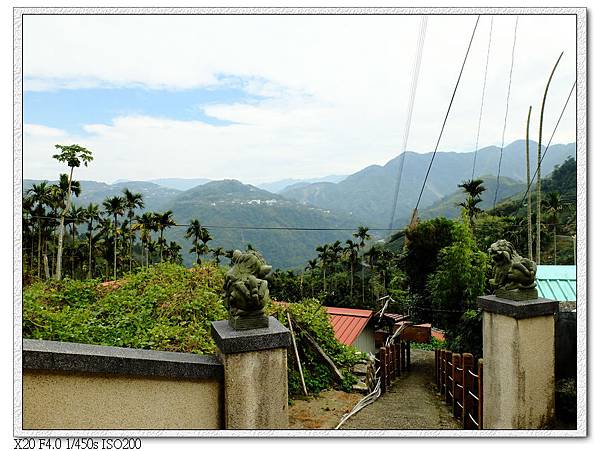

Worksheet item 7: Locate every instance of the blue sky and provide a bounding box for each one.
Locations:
[24,85,268,134]
[22,14,577,184]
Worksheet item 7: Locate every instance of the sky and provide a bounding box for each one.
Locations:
[22,13,577,184]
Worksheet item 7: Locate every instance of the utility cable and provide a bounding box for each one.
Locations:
[388,15,428,231]
[471,16,494,179]
[414,15,480,215]
[493,16,519,209]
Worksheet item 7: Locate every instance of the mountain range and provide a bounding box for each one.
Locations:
[24,140,575,268]
[281,140,575,228]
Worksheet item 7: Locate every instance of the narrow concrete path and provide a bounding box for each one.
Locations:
[341,349,461,430]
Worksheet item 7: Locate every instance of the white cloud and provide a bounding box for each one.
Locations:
[22,13,577,183]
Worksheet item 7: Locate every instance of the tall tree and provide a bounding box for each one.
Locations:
[186,219,210,265]
[83,203,100,279]
[65,204,86,279]
[27,182,52,277]
[458,179,486,228]
[122,188,144,271]
[134,212,156,267]
[344,239,359,303]
[305,258,318,298]
[353,226,371,305]
[315,244,331,292]
[102,196,125,280]
[211,247,225,266]
[154,211,176,262]
[52,144,93,280]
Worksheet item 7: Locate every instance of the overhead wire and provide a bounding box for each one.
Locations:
[471,16,494,180]
[388,15,428,231]
[413,15,481,216]
[493,16,519,209]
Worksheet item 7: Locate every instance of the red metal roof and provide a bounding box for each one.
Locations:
[325,306,373,346]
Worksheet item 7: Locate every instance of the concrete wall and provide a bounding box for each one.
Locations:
[23,370,222,430]
[22,339,224,430]
[555,311,577,379]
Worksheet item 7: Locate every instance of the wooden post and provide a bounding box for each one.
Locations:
[387,346,392,386]
[434,349,438,387]
[438,349,446,395]
[478,359,484,429]
[379,347,387,394]
[394,344,400,377]
[462,353,474,429]
[406,341,411,370]
[400,342,406,371]
[445,351,453,404]
[452,353,461,418]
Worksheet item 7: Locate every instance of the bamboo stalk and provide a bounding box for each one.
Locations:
[287,313,308,396]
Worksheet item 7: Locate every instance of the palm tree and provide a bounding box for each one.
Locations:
[344,240,359,302]
[52,144,93,280]
[211,247,225,266]
[315,244,331,293]
[165,241,182,264]
[102,196,125,280]
[305,258,318,297]
[542,192,563,264]
[122,189,144,271]
[83,203,100,278]
[65,204,86,279]
[154,211,176,262]
[146,240,158,266]
[27,182,52,277]
[353,226,371,304]
[186,219,206,265]
[458,179,486,228]
[134,212,156,267]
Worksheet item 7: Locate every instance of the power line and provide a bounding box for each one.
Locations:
[471,16,494,180]
[388,15,427,231]
[26,215,407,232]
[493,16,519,209]
[413,15,480,215]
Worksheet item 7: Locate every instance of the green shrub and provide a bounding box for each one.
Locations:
[23,263,227,354]
[268,298,363,395]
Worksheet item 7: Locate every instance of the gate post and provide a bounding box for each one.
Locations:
[478,295,558,429]
[211,317,291,429]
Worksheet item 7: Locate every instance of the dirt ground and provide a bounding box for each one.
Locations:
[288,389,363,429]
[288,349,461,430]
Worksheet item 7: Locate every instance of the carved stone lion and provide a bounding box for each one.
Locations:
[488,239,538,300]
[223,249,272,329]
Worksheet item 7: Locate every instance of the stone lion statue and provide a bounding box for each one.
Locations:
[488,239,537,299]
[223,249,272,329]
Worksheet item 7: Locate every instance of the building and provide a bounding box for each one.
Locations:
[536,265,576,302]
[325,306,377,354]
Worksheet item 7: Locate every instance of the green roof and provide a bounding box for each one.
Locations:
[536,265,576,301]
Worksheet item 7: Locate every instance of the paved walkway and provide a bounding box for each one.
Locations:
[341,349,461,430]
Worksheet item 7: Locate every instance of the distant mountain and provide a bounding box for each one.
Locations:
[164,180,356,269]
[417,175,526,222]
[257,175,348,193]
[23,179,181,212]
[280,141,575,228]
[114,178,212,191]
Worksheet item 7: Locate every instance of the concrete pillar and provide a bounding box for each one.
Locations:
[211,316,290,429]
[478,295,559,429]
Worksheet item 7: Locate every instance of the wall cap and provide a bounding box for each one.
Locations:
[477,295,559,319]
[211,316,290,354]
[23,339,223,380]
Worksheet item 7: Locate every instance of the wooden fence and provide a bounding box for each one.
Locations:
[434,349,483,429]
[378,341,411,394]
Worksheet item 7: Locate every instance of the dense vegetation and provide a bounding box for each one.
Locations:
[24,264,227,354]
